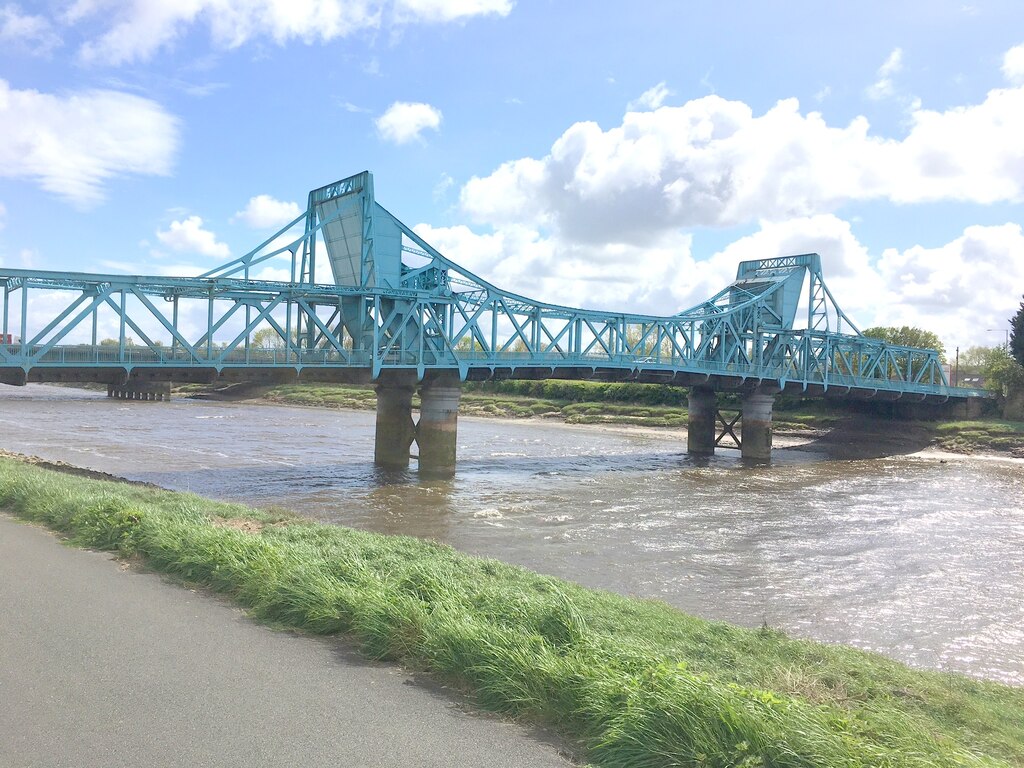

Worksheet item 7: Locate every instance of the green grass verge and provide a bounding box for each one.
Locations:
[2,457,1022,766]
[932,420,1024,454]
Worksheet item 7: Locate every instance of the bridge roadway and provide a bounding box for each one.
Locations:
[0,512,573,768]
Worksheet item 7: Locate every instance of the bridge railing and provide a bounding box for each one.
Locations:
[3,342,988,399]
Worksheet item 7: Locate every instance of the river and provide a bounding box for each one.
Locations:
[1,384,1022,685]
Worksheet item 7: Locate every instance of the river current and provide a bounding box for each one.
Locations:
[1,384,1022,685]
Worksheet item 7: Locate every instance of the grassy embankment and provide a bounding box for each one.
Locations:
[186,380,1024,455]
[3,455,1023,767]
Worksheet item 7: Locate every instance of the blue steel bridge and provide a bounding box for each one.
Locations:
[0,171,986,472]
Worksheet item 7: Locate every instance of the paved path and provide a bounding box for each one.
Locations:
[0,513,574,768]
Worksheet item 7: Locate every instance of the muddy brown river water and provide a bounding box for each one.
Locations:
[1,384,1022,685]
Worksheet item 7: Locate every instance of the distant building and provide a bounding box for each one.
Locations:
[961,374,986,389]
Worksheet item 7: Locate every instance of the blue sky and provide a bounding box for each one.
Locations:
[1,0,1023,351]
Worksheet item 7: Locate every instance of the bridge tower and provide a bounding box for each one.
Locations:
[306,172,461,475]
[681,254,857,460]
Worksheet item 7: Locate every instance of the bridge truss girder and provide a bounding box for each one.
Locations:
[0,172,984,403]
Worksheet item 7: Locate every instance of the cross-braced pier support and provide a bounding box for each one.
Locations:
[687,386,778,460]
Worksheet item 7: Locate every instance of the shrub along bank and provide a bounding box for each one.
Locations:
[2,456,1022,767]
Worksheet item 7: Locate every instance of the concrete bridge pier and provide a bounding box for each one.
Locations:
[741,389,776,461]
[687,387,717,455]
[417,374,462,477]
[374,372,417,469]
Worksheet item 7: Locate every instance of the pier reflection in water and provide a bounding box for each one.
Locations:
[1,384,1022,685]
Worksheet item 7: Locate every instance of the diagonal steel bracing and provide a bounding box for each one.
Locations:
[0,171,988,402]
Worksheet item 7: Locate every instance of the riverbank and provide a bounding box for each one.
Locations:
[181,381,1024,459]
[2,453,1022,767]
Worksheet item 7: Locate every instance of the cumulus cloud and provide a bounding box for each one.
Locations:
[376,101,443,144]
[874,224,1024,339]
[459,86,1024,246]
[0,79,180,207]
[63,0,511,66]
[1003,42,1024,84]
[156,216,230,258]
[627,81,671,111]
[233,194,302,228]
[392,0,512,23]
[0,3,61,54]
[866,47,903,100]
[416,221,697,314]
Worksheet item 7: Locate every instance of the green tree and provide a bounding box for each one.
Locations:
[960,345,1001,371]
[1010,297,1024,368]
[251,326,286,348]
[982,346,1024,393]
[863,326,946,362]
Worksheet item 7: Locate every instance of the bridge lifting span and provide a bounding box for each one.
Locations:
[0,171,986,471]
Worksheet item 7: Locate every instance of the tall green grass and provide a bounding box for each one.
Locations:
[4,456,1021,767]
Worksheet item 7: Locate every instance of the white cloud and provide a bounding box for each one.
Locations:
[875,223,1024,348]
[432,172,455,201]
[460,87,1024,245]
[416,221,697,315]
[376,101,443,144]
[627,81,671,111]
[866,47,903,100]
[0,79,180,207]
[392,0,512,23]
[1003,42,1024,85]
[440,61,1024,349]
[64,0,510,66]
[0,3,61,55]
[233,194,302,228]
[156,216,230,258]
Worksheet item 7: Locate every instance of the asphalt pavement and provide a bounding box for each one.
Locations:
[0,513,574,768]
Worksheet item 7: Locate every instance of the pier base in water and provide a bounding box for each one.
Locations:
[687,387,717,455]
[374,372,417,469]
[741,390,775,461]
[417,374,462,477]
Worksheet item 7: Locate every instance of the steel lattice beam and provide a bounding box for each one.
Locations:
[0,171,989,403]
